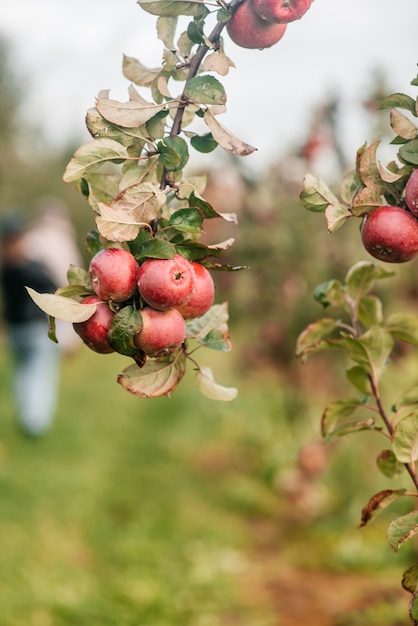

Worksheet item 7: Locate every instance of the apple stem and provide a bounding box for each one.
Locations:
[159,0,242,191]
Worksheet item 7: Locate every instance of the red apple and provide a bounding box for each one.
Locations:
[360,205,418,263]
[134,307,186,357]
[73,295,115,354]
[226,1,287,49]
[137,254,196,311]
[404,168,418,217]
[251,0,312,23]
[177,263,215,319]
[89,248,139,303]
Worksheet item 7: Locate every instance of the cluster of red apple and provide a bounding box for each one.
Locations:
[73,248,215,358]
[226,0,312,49]
[361,168,418,263]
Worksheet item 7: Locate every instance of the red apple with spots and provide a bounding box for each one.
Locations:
[226,1,287,49]
[361,205,418,263]
[251,0,312,23]
[177,263,215,319]
[73,295,115,354]
[89,248,139,303]
[137,254,196,311]
[134,307,186,357]
[404,168,418,217]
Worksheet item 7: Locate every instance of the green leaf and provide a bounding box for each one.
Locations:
[108,306,144,358]
[300,174,347,221]
[376,449,404,479]
[344,327,393,376]
[313,279,345,308]
[26,288,97,323]
[169,208,203,233]
[187,20,205,44]
[359,489,407,527]
[392,412,418,463]
[66,264,92,289]
[295,318,339,358]
[196,329,232,352]
[136,238,177,262]
[387,511,418,552]
[160,136,189,171]
[138,0,209,18]
[379,93,417,115]
[345,260,395,299]
[399,138,418,166]
[346,366,372,395]
[63,139,129,183]
[186,302,229,342]
[190,132,218,153]
[403,564,418,594]
[386,313,418,345]
[321,398,365,437]
[325,418,378,442]
[185,75,226,106]
[117,353,187,398]
[195,366,237,401]
[217,6,231,22]
[358,295,383,327]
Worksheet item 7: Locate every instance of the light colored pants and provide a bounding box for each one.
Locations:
[7,320,61,436]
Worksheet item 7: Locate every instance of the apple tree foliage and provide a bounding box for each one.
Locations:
[299,75,418,623]
[29,0,263,401]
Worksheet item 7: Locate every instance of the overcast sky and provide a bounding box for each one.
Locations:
[1,0,417,171]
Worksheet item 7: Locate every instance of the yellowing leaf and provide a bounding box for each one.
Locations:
[117,355,186,397]
[203,109,256,156]
[96,95,167,128]
[63,138,129,183]
[203,51,235,76]
[26,288,97,322]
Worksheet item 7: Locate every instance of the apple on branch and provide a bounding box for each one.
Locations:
[226,0,287,49]
[134,307,187,357]
[250,0,313,23]
[177,262,215,319]
[89,248,139,303]
[73,295,115,354]
[360,205,418,263]
[137,254,196,311]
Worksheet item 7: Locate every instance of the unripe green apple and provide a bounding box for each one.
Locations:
[226,1,287,49]
[177,263,215,319]
[361,205,418,263]
[137,254,196,311]
[404,168,418,217]
[73,295,115,354]
[251,0,312,23]
[134,307,186,357]
[89,248,139,303]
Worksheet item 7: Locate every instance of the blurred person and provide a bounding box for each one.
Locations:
[23,196,83,353]
[0,212,61,437]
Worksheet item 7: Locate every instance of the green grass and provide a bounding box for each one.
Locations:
[0,333,414,625]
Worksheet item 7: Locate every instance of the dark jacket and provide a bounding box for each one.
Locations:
[1,259,57,324]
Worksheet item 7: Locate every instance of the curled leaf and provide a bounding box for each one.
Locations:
[203,108,256,156]
[195,366,237,401]
[359,489,407,527]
